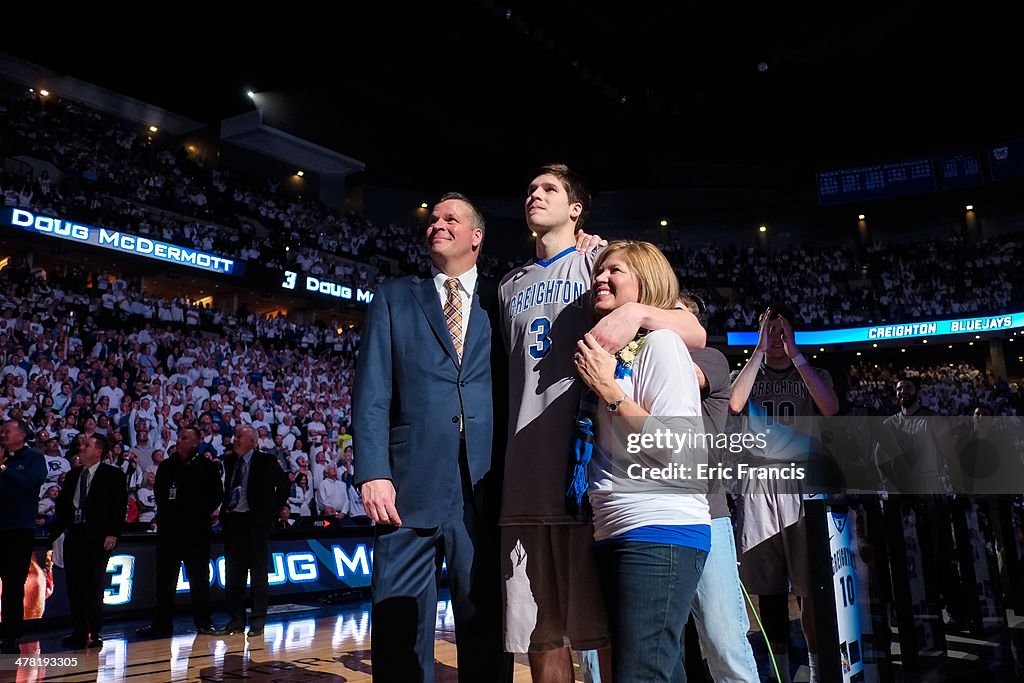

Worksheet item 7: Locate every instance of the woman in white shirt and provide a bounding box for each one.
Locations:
[290,437,309,468]
[135,472,158,524]
[288,472,314,517]
[574,240,709,683]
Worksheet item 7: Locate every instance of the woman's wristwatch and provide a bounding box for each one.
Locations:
[607,393,628,412]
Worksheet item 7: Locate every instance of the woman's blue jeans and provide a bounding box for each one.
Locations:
[596,540,707,683]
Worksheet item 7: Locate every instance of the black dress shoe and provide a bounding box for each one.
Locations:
[196,625,219,636]
[214,623,245,636]
[87,636,104,649]
[135,624,172,639]
[61,634,89,649]
[246,625,264,637]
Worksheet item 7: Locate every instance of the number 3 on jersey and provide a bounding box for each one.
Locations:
[529,317,551,359]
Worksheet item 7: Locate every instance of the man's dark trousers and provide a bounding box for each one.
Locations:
[0,529,35,641]
[64,526,114,638]
[370,450,504,683]
[154,532,213,629]
[222,512,270,630]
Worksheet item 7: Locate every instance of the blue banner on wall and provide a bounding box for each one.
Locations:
[727,311,1023,346]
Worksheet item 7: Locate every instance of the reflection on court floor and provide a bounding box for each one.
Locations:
[6,598,495,683]
[8,597,1024,682]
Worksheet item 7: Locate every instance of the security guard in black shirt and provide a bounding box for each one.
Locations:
[0,418,48,653]
[137,425,223,637]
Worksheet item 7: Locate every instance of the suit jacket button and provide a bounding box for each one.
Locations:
[459,381,467,387]
[451,416,459,423]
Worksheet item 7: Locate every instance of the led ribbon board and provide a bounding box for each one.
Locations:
[280,270,374,305]
[2,208,242,276]
[726,311,1024,346]
[33,536,375,621]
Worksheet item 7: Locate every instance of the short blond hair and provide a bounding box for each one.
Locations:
[592,241,679,311]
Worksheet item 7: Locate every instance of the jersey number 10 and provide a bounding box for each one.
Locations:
[761,400,796,427]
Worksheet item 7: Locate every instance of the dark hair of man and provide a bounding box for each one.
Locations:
[6,417,29,441]
[897,376,920,392]
[677,292,708,328]
[180,424,202,442]
[758,304,796,327]
[88,433,111,459]
[437,192,486,237]
[532,163,591,231]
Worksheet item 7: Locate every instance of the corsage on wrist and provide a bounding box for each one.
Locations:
[614,333,647,379]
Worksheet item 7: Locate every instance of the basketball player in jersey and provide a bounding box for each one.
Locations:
[499,163,706,682]
[729,306,839,683]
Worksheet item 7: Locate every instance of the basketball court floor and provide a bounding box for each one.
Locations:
[4,595,534,682]
[5,593,1024,682]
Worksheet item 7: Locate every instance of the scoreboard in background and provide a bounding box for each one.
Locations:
[817,159,936,206]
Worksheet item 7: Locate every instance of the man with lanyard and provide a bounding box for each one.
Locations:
[138,425,223,637]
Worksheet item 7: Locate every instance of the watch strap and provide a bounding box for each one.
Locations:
[607,393,627,412]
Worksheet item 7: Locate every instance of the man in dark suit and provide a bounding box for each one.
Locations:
[51,434,128,649]
[354,192,507,683]
[137,425,223,638]
[219,425,289,637]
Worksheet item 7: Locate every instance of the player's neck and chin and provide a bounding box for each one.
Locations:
[764,351,794,371]
[530,222,577,261]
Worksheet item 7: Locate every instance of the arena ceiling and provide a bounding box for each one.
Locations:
[4,2,1021,195]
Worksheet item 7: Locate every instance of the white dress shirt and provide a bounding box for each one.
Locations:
[316,477,350,516]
